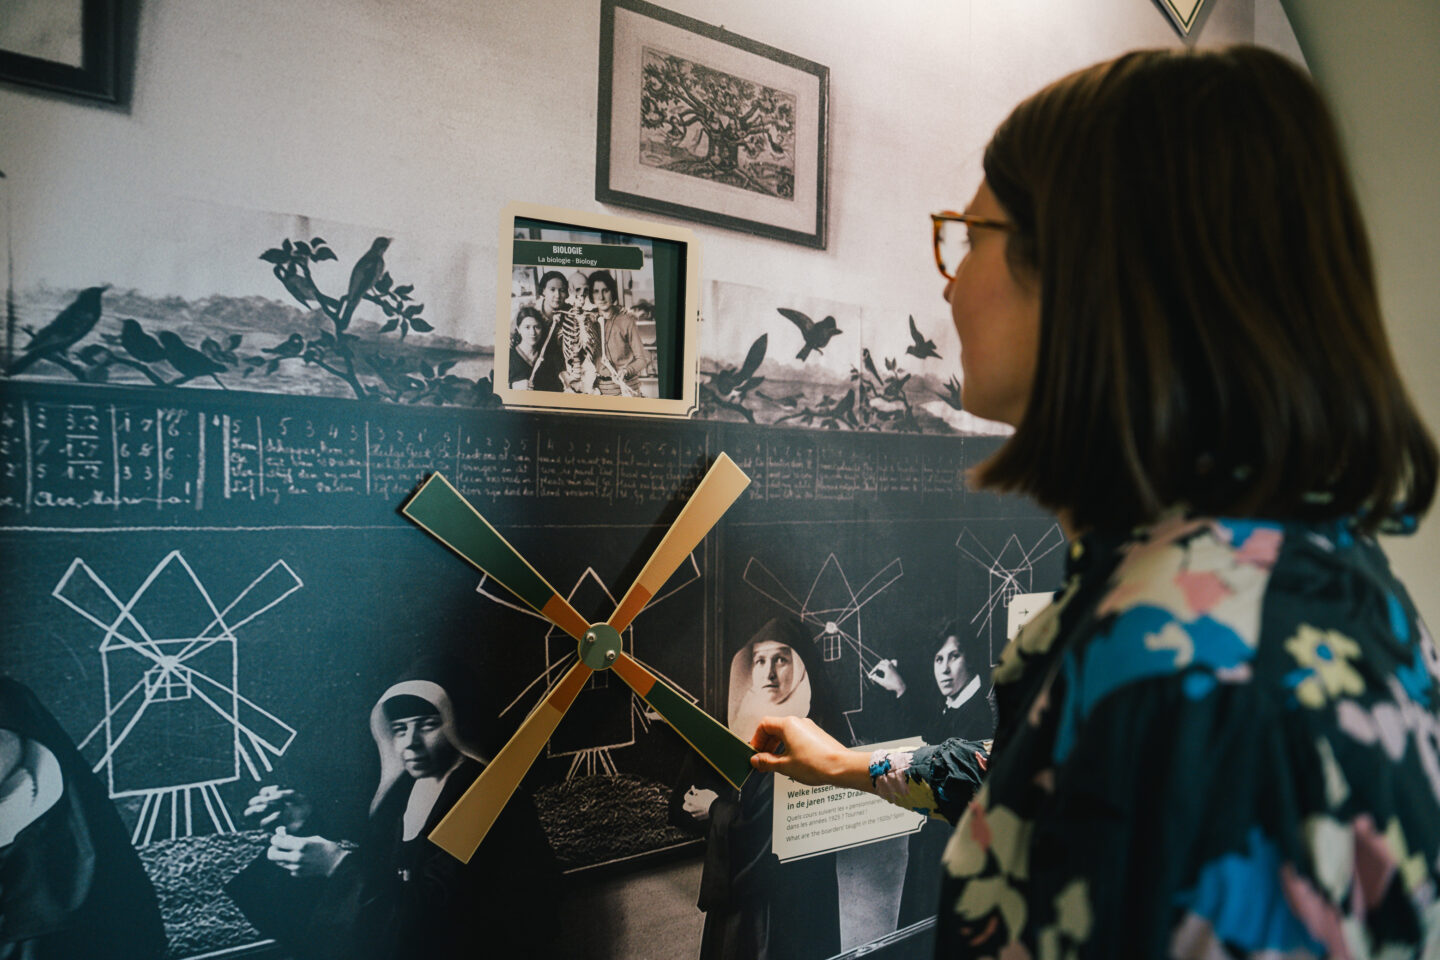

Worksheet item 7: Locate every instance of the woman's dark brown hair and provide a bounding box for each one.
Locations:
[975,45,1436,534]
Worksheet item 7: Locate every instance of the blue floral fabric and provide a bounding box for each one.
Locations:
[884,514,1440,958]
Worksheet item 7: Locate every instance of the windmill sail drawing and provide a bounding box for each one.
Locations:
[52,550,301,844]
[955,525,1065,665]
[742,553,903,668]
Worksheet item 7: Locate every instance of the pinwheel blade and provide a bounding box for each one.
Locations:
[429,660,593,862]
[610,652,753,790]
[608,453,750,632]
[403,473,589,641]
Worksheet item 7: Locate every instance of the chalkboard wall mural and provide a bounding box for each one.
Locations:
[0,202,1063,959]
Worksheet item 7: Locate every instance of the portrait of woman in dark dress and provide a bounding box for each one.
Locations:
[228,657,558,960]
[671,617,845,960]
[508,305,546,389]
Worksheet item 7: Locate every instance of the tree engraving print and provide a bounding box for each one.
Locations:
[639,47,797,200]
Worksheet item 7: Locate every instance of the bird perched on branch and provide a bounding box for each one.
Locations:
[159,332,227,386]
[7,286,108,375]
[118,318,166,364]
[263,333,306,359]
[337,237,391,331]
[777,307,841,361]
[905,315,940,360]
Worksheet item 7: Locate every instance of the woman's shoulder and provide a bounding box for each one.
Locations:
[1057,513,1432,731]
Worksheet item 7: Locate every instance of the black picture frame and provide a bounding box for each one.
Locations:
[0,0,119,104]
[596,0,829,249]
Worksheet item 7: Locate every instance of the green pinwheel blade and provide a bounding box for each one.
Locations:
[402,473,588,640]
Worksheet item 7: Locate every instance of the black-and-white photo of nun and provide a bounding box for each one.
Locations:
[227,656,558,960]
[671,617,846,960]
[0,677,167,960]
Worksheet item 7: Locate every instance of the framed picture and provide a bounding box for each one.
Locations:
[0,0,118,103]
[494,201,701,418]
[596,0,829,249]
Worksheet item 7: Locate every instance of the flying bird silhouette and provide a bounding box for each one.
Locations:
[935,374,964,411]
[905,315,940,360]
[158,332,227,386]
[338,237,391,331]
[709,334,767,399]
[7,286,108,375]
[777,308,841,361]
[118,319,167,363]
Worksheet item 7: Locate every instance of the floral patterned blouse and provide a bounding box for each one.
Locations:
[868,514,1440,958]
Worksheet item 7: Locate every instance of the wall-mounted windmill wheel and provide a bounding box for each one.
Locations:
[401,452,755,863]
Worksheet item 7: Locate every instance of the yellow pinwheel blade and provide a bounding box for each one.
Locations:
[608,453,750,632]
[428,660,593,863]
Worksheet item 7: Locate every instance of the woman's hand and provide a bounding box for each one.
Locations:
[266,827,349,878]
[681,786,719,821]
[243,785,311,833]
[749,716,873,793]
[866,659,907,697]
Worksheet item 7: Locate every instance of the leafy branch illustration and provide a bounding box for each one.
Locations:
[258,235,435,400]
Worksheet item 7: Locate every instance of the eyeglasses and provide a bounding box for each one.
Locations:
[931,211,1014,280]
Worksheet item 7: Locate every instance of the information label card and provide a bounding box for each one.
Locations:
[772,738,926,863]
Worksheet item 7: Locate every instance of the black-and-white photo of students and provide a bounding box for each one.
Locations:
[226,656,558,960]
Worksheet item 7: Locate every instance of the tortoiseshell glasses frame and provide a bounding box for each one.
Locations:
[931,210,1015,280]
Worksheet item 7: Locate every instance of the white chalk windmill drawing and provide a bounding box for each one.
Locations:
[955,525,1065,665]
[52,550,302,845]
[742,552,903,738]
[475,554,701,779]
[742,553,903,668]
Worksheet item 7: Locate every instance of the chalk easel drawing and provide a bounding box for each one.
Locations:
[51,550,301,843]
[475,553,701,779]
[401,453,756,863]
[954,525,1065,665]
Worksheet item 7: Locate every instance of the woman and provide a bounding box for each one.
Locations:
[671,618,843,960]
[867,623,995,746]
[230,658,558,960]
[586,270,651,397]
[526,270,570,391]
[0,678,166,960]
[750,46,1439,958]
[508,305,545,389]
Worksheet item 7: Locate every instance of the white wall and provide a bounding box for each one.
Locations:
[2,0,1296,356]
[1278,0,1440,628]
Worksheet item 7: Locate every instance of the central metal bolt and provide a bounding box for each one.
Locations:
[578,622,624,670]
